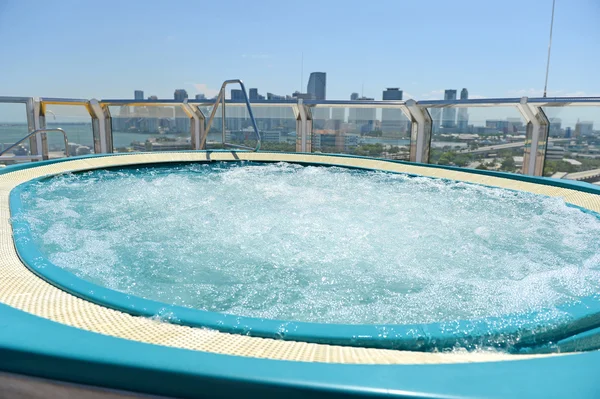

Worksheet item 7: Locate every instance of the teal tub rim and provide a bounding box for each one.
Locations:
[7,151,600,352]
[1,302,599,399]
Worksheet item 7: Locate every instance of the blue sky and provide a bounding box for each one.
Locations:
[1,0,599,102]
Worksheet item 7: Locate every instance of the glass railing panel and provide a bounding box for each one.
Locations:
[310,106,411,160]
[198,103,297,152]
[427,106,526,173]
[42,104,93,158]
[541,106,600,180]
[0,102,30,165]
[109,105,192,152]
[197,102,225,150]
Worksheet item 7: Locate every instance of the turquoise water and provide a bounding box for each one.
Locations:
[16,162,600,325]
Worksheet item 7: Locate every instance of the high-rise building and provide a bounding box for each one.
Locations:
[225,106,248,132]
[382,88,407,134]
[457,88,469,132]
[507,117,524,133]
[174,89,188,102]
[114,105,131,132]
[307,72,326,100]
[331,108,345,120]
[174,89,189,133]
[442,89,457,128]
[146,96,159,133]
[430,108,442,134]
[575,121,594,137]
[249,89,265,100]
[331,108,345,131]
[349,97,376,133]
[549,117,563,137]
[249,88,259,100]
[312,107,330,129]
[231,89,244,100]
[267,93,286,100]
[350,92,359,101]
[383,88,403,100]
[565,127,572,138]
[292,91,315,100]
[195,94,206,100]
[134,90,144,100]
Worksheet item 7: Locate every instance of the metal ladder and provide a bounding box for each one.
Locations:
[0,128,70,161]
[203,79,261,151]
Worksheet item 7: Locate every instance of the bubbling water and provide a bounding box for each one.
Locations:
[17,162,600,325]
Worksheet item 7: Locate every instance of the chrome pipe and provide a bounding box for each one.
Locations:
[203,79,261,152]
[0,128,69,157]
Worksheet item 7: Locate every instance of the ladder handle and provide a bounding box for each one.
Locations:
[203,80,261,152]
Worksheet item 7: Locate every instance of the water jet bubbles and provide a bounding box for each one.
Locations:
[151,308,180,324]
[19,162,600,329]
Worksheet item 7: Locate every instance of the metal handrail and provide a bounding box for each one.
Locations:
[0,128,69,157]
[203,79,261,151]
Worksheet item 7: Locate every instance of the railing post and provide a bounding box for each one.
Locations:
[194,106,207,150]
[531,106,549,176]
[89,99,109,154]
[402,100,432,163]
[23,97,37,157]
[101,104,113,153]
[182,103,204,150]
[295,99,311,153]
[32,98,48,160]
[517,97,549,176]
[25,98,36,135]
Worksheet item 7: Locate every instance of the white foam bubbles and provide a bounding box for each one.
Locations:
[18,162,600,325]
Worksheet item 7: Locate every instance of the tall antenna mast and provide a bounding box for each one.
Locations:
[543,0,556,98]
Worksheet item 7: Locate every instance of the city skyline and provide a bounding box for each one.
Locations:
[131,79,468,103]
[106,88,597,136]
[0,81,596,129]
[1,1,599,102]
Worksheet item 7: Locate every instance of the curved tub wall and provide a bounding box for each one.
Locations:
[0,151,599,398]
[8,154,600,353]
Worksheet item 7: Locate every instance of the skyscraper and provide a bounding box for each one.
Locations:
[174,89,188,102]
[231,89,244,100]
[292,91,315,100]
[442,89,457,128]
[267,93,286,100]
[349,97,376,133]
[115,105,131,132]
[312,108,330,129]
[307,72,326,100]
[383,88,403,100]
[430,108,442,134]
[382,88,407,134]
[174,89,189,133]
[331,108,345,130]
[134,90,144,100]
[350,93,359,101]
[147,96,159,133]
[575,120,594,137]
[195,94,206,100]
[249,88,259,100]
[457,88,469,132]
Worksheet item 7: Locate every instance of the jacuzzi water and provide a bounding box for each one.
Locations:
[16,162,600,326]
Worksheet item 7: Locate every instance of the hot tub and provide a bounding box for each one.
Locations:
[1,151,599,398]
